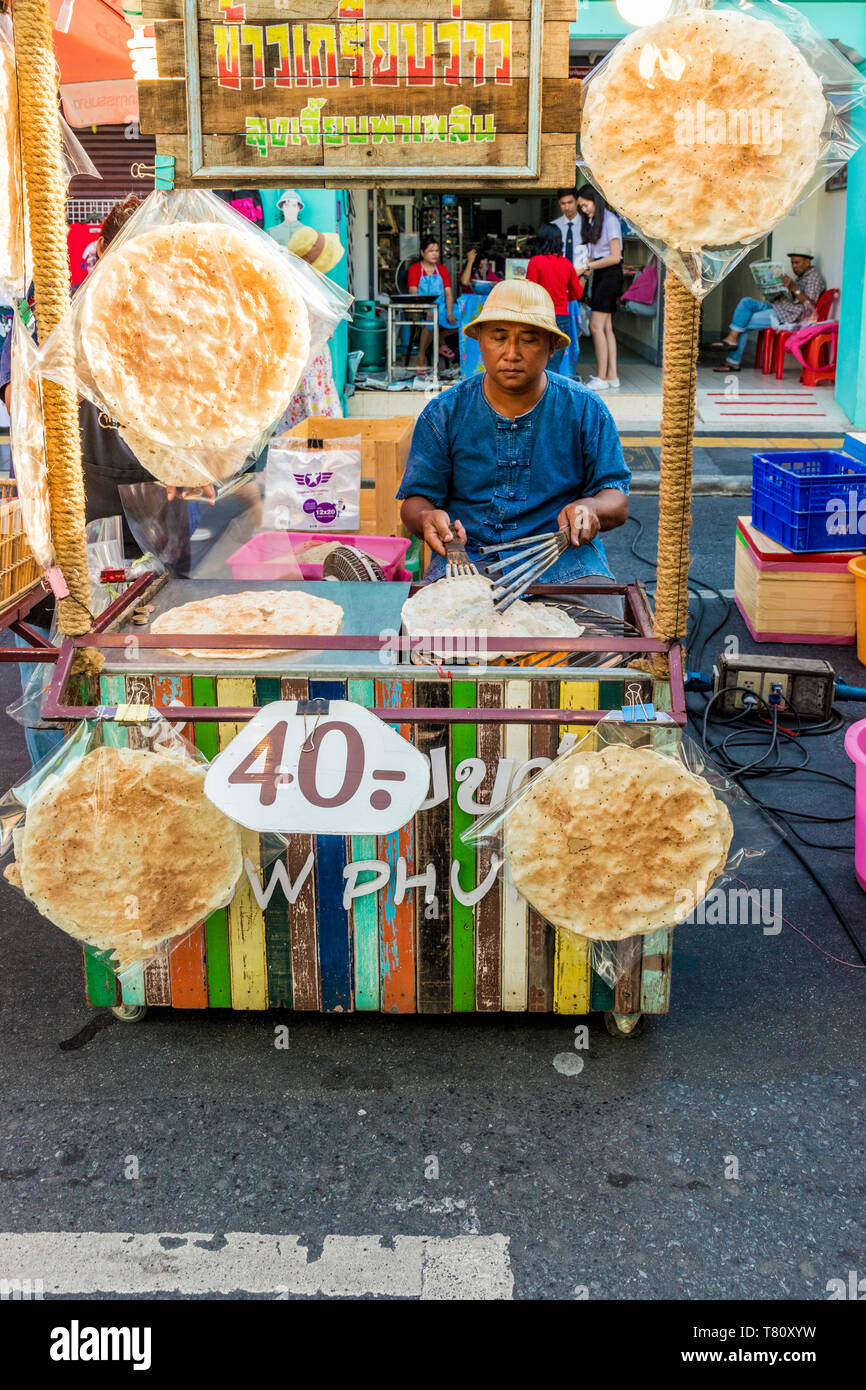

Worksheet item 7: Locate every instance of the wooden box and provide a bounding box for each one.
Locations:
[285,416,413,540]
[734,516,857,644]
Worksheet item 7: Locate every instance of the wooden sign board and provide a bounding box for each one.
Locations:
[137,0,578,188]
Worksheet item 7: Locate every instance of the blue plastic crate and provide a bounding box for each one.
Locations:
[751,435,866,552]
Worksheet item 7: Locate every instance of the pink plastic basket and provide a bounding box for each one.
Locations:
[227,532,410,582]
[844,719,866,892]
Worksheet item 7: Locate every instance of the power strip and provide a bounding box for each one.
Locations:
[713,653,836,719]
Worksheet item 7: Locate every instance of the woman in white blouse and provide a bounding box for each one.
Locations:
[576,184,623,391]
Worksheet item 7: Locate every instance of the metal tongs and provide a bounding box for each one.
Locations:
[480,528,571,613]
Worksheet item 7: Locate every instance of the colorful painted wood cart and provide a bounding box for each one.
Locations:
[42,577,685,1035]
[11,0,703,1042]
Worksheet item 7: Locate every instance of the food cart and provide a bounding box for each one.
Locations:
[7,0,856,1036]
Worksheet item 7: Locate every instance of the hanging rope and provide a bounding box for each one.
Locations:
[652,273,701,679]
[13,0,99,675]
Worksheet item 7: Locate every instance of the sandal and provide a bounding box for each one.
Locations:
[710,339,738,350]
[712,362,740,372]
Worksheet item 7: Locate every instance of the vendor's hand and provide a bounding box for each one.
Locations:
[446,312,457,326]
[165,484,217,504]
[781,274,794,290]
[420,509,467,557]
[558,501,600,547]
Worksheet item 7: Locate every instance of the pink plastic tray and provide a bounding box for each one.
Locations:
[227,531,410,581]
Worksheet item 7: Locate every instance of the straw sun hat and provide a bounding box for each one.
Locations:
[463,279,570,348]
[287,224,345,275]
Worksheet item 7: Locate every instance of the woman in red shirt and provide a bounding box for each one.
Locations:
[525,223,584,376]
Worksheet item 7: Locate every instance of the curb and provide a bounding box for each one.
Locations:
[630,474,752,496]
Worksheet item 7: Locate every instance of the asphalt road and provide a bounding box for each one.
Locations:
[1,496,863,1301]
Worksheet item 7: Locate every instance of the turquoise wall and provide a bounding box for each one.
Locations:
[572,2,866,48]
[260,187,350,410]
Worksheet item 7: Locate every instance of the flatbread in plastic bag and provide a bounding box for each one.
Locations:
[39,189,352,489]
[9,312,53,569]
[579,0,866,295]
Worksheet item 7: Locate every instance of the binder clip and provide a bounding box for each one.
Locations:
[620,683,655,722]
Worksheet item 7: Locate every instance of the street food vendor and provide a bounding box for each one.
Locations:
[398,280,630,594]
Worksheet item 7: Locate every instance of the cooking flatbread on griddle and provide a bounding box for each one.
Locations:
[7,746,243,969]
[78,220,311,477]
[149,589,344,660]
[505,743,733,940]
[401,574,584,662]
[581,8,826,250]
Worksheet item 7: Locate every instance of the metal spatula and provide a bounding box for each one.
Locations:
[480,528,571,613]
[445,526,479,579]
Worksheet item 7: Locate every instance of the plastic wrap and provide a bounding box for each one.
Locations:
[579,0,866,296]
[263,437,362,532]
[0,713,251,974]
[38,189,353,490]
[0,16,25,304]
[462,712,782,985]
[0,14,99,305]
[9,311,53,569]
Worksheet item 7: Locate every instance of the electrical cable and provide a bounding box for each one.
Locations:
[623,513,863,961]
[691,684,865,965]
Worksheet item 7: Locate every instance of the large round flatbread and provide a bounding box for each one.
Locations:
[12,746,243,968]
[9,330,53,569]
[581,9,826,249]
[79,221,311,457]
[117,426,249,490]
[505,744,733,939]
[150,589,344,660]
[401,574,584,662]
[0,33,24,294]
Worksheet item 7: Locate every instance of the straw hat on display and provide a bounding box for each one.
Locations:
[463,279,570,348]
[287,224,345,275]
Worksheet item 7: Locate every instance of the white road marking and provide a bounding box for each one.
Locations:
[0,1232,513,1300]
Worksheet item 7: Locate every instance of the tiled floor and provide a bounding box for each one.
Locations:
[348,348,852,433]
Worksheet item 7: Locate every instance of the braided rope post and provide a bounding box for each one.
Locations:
[652,273,701,680]
[13,0,99,675]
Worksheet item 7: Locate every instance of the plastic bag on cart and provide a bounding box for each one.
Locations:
[0,711,279,975]
[461,710,783,987]
[8,310,54,568]
[38,188,353,490]
[5,608,59,731]
[0,16,25,304]
[262,437,362,532]
[578,0,866,297]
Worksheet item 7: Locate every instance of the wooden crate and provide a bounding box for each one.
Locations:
[0,494,41,607]
[285,415,413,539]
[83,669,674,1020]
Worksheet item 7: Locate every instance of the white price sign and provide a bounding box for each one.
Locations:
[204,701,430,836]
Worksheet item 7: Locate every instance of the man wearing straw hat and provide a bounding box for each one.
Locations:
[398,279,630,593]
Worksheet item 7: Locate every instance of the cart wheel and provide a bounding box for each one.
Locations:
[604,1011,644,1039]
[111,1004,149,1024]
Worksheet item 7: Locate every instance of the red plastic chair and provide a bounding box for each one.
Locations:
[754,287,839,375]
[799,329,837,387]
[774,287,839,378]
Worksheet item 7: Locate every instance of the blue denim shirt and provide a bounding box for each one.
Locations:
[397,372,630,580]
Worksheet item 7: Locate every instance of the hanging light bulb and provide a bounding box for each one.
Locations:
[615,0,673,26]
